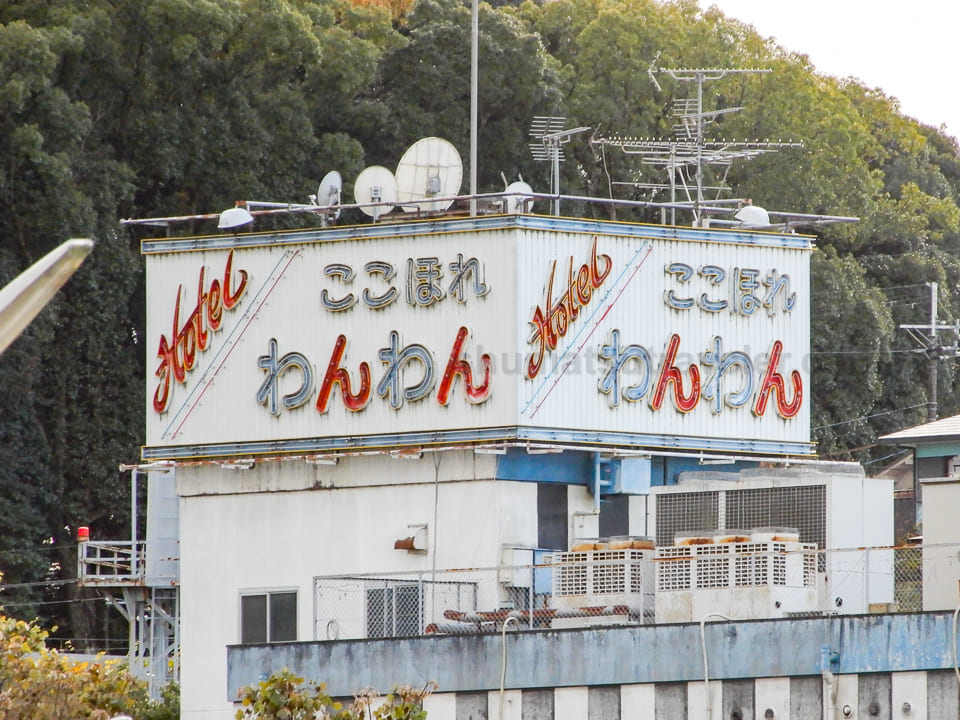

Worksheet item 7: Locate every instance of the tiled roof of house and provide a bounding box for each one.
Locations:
[879,413,960,444]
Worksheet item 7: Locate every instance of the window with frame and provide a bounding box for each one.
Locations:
[240,590,297,644]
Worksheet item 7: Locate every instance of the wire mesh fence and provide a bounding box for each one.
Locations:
[313,543,945,641]
[313,564,555,640]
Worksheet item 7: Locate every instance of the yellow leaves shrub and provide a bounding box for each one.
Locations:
[235,670,436,720]
[0,614,150,720]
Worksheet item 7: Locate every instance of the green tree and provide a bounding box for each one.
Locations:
[235,669,434,720]
[0,13,139,636]
[857,252,960,441]
[369,0,562,192]
[0,0,958,655]
[809,249,894,459]
[0,613,156,719]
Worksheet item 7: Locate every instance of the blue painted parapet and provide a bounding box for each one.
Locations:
[227,611,960,701]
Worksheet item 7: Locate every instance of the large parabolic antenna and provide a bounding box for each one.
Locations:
[353,165,398,220]
[395,137,463,212]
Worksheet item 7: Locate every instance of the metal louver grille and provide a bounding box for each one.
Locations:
[725,486,826,547]
[655,491,720,546]
[655,484,826,548]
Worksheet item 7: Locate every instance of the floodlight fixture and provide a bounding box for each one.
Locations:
[217,204,255,229]
[734,204,771,226]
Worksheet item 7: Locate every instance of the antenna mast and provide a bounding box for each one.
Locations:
[529,117,590,216]
[594,63,800,226]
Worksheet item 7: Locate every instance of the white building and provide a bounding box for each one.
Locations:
[137,204,836,719]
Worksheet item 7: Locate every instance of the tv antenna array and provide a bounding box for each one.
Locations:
[529,116,590,216]
[594,61,801,225]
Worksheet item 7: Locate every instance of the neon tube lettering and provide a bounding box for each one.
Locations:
[257,338,314,416]
[598,329,653,408]
[650,333,701,412]
[753,340,803,418]
[377,331,436,409]
[527,236,612,379]
[316,335,371,413]
[437,326,492,405]
[153,249,247,414]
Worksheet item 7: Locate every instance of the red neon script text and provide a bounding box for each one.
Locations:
[153,250,248,413]
[527,236,612,379]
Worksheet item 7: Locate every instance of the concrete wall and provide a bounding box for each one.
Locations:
[412,673,957,720]
[228,612,960,698]
[182,456,911,720]
[228,612,960,720]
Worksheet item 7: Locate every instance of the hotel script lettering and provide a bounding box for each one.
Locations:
[153,250,248,414]
[526,238,804,420]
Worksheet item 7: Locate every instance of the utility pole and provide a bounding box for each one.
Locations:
[900,282,960,422]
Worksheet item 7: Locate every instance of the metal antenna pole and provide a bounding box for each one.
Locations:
[529,118,589,216]
[928,282,940,421]
[695,70,705,222]
[469,0,478,216]
[669,142,676,225]
[552,141,561,216]
[663,67,735,226]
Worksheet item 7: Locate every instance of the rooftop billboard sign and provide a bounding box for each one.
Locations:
[142,215,812,459]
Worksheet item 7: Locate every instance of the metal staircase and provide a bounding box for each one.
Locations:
[77,466,179,700]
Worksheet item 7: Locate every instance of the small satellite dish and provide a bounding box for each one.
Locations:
[395,137,463,212]
[504,180,534,214]
[734,204,770,227]
[317,170,343,221]
[353,166,398,220]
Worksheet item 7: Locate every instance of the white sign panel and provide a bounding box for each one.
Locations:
[143,218,811,459]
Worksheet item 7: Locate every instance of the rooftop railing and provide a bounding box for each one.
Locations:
[310,543,937,641]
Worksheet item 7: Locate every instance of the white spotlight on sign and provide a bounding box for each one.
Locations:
[734,204,771,227]
[217,205,255,229]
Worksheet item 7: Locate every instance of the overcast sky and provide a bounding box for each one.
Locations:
[703,1,959,141]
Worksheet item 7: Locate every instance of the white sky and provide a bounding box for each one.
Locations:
[704,1,960,142]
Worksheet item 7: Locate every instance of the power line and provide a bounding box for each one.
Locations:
[819,442,879,458]
[862,448,912,467]
[809,349,921,355]
[814,282,928,297]
[0,596,105,610]
[0,542,80,555]
[0,578,78,591]
[812,402,928,431]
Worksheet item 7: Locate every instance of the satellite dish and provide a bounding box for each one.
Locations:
[734,204,770,227]
[504,180,534,214]
[395,137,463,212]
[353,166,398,220]
[317,171,343,221]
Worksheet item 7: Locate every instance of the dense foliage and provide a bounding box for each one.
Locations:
[0,0,957,645]
[235,670,433,720]
[0,613,177,719]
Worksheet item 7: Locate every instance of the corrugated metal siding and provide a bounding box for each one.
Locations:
[145,218,810,457]
[146,229,519,449]
[514,230,809,446]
